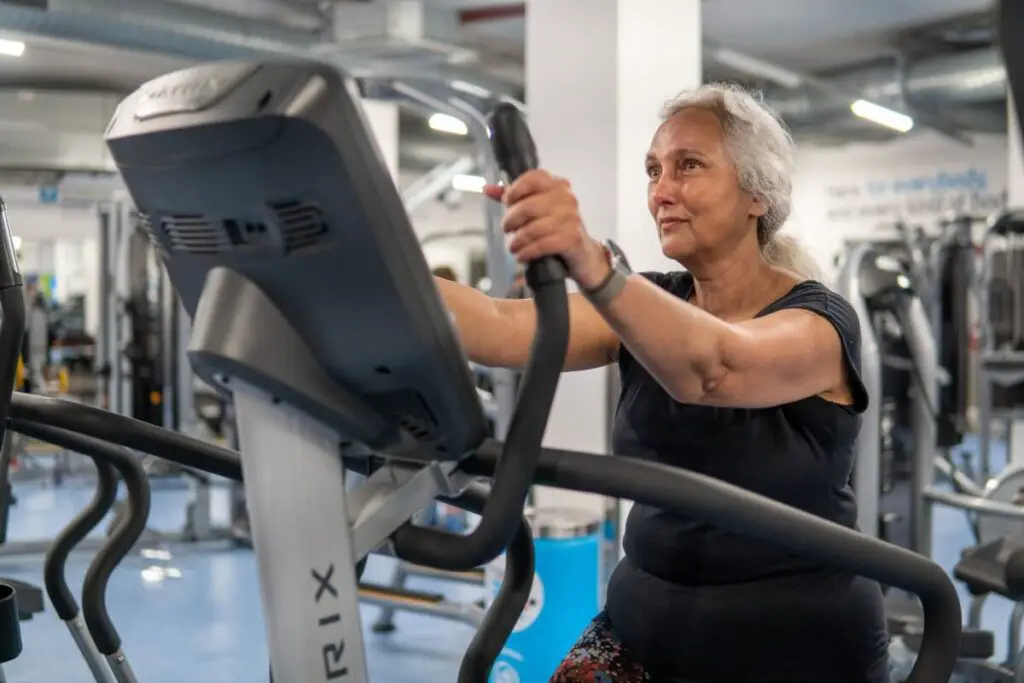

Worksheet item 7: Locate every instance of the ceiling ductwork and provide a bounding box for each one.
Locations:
[0,0,1012,151]
[0,0,517,92]
[763,47,1006,126]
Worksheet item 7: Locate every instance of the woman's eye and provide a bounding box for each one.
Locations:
[682,158,701,170]
[646,166,660,179]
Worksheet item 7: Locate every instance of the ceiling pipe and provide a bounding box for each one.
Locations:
[164,0,326,32]
[0,0,316,60]
[0,0,519,94]
[763,47,1006,122]
[459,3,524,24]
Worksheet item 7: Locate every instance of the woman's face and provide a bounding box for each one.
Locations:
[645,108,764,263]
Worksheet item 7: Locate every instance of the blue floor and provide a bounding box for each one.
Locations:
[0,438,1022,681]
[0,476,477,682]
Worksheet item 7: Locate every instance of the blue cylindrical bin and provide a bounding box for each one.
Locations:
[486,508,602,683]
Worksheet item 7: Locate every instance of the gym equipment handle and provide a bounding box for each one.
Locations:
[12,420,152,657]
[488,102,568,286]
[461,442,963,683]
[437,482,534,683]
[9,393,242,480]
[42,452,119,621]
[390,105,571,571]
[924,487,1024,521]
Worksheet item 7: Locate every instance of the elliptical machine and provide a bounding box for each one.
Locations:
[0,61,964,682]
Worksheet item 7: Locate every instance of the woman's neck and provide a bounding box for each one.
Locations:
[687,258,790,320]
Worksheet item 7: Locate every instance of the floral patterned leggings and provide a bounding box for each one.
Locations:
[549,611,652,682]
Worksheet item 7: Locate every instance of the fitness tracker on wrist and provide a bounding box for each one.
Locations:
[582,239,632,307]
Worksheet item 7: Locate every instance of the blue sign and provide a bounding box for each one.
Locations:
[38,185,59,205]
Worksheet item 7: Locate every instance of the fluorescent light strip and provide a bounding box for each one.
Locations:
[850,99,914,133]
[451,174,486,193]
[428,112,469,136]
[0,39,25,58]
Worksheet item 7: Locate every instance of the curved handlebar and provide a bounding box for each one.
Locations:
[388,104,570,571]
[460,443,962,683]
[422,482,534,683]
[42,454,119,621]
[12,420,152,656]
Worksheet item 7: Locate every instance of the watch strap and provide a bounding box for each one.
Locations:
[583,266,628,307]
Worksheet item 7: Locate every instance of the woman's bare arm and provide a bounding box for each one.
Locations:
[434,277,619,372]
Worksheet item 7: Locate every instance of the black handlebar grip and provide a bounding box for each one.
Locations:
[489,103,538,182]
[487,103,568,286]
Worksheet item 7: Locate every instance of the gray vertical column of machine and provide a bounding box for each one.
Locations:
[97,203,122,415]
[836,243,882,541]
[233,387,371,683]
[893,293,939,558]
[97,202,133,417]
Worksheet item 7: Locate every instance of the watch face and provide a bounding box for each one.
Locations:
[606,239,632,274]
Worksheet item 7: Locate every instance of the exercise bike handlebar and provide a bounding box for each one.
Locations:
[12,419,152,657]
[389,104,571,571]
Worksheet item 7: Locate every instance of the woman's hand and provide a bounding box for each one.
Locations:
[484,170,610,289]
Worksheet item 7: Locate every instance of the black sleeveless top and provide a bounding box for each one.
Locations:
[603,271,890,683]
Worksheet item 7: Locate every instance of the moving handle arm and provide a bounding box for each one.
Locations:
[42,453,119,622]
[391,104,570,571]
[12,420,151,662]
[461,443,963,683]
[428,482,535,683]
[9,393,241,480]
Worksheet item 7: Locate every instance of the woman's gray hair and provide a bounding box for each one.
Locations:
[660,82,821,280]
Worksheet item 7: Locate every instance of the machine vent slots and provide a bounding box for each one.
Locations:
[160,215,229,254]
[269,200,328,252]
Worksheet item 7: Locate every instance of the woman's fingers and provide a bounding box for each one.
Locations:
[502,192,561,233]
[483,183,504,201]
[507,213,580,258]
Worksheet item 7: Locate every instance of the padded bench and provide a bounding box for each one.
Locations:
[886,594,995,659]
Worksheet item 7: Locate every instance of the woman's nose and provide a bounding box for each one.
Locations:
[652,176,677,205]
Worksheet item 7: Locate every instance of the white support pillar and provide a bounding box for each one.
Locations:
[361,100,400,182]
[1010,100,1024,207]
[526,0,702,518]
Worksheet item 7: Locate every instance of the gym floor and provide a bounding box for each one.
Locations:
[0,438,1016,682]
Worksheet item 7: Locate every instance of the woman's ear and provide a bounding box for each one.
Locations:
[749,195,766,218]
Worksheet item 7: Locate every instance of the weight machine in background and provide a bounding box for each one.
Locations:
[91,202,238,549]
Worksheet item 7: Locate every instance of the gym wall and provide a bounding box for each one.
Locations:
[788,132,1009,282]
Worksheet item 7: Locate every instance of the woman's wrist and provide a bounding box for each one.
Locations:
[571,239,612,291]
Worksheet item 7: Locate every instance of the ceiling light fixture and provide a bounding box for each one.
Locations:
[429,113,469,136]
[0,39,25,58]
[850,99,914,133]
[451,174,485,193]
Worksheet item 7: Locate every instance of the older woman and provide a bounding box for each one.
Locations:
[435,83,889,683]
